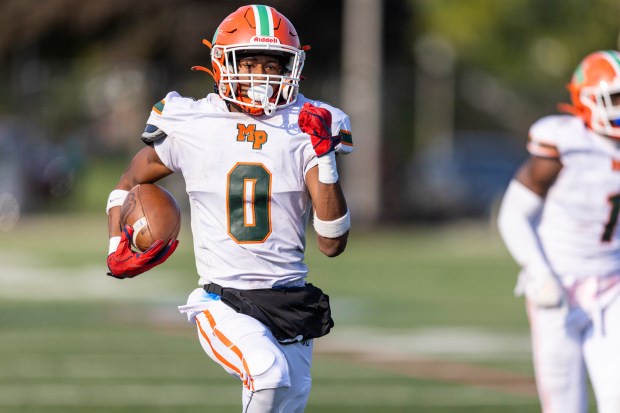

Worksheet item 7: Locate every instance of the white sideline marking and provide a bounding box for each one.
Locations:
[0,261,187,302]
[317,326,531,360]
[0,253,531,359]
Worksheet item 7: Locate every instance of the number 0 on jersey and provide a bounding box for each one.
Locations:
[227,163,272,243]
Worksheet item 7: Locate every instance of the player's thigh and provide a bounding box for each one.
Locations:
[279,340,314,411]
[528,303,586,370]
[280,339,313,387]
[194,301,291,390]
[242,340,314,413]
[584,296,620,413]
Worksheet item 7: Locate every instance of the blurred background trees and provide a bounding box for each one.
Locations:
[0,0,618,230]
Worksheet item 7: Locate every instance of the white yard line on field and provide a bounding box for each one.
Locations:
[2,254,538,399]
[316,327,537,398]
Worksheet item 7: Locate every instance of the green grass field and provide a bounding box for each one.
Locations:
[0,212,552,412]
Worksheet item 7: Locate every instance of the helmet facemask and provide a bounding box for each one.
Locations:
[213,44,305,116]
[580,81,620,138]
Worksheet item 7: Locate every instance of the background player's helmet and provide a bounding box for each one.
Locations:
[210,5,305,116]
[566,50,620,138]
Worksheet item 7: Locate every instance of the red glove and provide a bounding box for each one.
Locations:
[107,225,179,279]
[299,102,341,157]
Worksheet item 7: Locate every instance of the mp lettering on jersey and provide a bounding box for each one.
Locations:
[236,124,268,150]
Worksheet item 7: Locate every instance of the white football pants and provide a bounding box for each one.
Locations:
[192,298,313,413]
[527,295,620,413]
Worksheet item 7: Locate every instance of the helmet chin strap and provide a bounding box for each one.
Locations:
[191,65,215,80]
[191,40,216,80]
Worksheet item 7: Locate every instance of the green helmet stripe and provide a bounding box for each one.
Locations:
[603,50,620,72]
[575,65,584,83]
[253,5,273,37]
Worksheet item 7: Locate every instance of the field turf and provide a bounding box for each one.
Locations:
[0,213,555,412]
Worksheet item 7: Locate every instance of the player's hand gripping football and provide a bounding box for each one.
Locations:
[298,102,341,157]
[107,225,179,279]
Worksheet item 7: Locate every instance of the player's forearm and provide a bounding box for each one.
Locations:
[313,183,349,256]
[313,182,348,220]
[107,146,174,239]
[497,179,553,275]
[108,207,123,238]
[107,175,139,239]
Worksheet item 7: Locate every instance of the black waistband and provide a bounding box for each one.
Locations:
[203,283,224,296]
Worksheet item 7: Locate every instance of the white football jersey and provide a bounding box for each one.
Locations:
[145,92,352,289]
[528,115,620,279]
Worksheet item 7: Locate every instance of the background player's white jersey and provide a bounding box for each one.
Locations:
[145,91,352,289]
[528,115,620,280]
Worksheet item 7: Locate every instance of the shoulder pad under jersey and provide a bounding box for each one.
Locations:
[527,115,583,159]
[141,123,167,144]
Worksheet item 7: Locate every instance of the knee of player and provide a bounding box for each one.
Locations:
[244,346,291,390]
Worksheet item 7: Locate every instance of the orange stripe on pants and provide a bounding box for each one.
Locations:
[196,309,255,391]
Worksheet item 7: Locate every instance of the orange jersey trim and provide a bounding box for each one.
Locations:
[527,137,560,159]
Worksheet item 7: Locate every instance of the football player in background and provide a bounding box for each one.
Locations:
[498,50,620,413]
[104,4,353,412]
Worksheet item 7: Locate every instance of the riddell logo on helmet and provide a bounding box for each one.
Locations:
[250,36,281,44]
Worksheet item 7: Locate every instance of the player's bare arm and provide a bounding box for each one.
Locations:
[107,146,173,238]
[513,155,563,198]
[498,154,565,308]
[306,165,348,257]
[298,101,351,257]
[105,145,177,279]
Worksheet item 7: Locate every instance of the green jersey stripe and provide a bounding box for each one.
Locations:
[153,100,165,114]
[340,130,353,145]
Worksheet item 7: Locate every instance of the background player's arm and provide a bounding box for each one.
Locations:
[497,155,564,307]
[306,165,349,257]
[513,155,563,197]
[107,146,174,239]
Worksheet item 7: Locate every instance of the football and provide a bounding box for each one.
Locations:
[120,183,181,252]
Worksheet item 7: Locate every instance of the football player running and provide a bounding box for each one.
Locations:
[105,5,353,413]
[498,50,620,413]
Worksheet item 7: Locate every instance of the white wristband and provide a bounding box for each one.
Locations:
[108,236,121,255]
[106,189,129,215]
[317,152,338,184]
[313,210,350,238]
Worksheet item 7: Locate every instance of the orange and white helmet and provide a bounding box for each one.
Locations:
[194,5,306,116]
[564,50,620,138]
